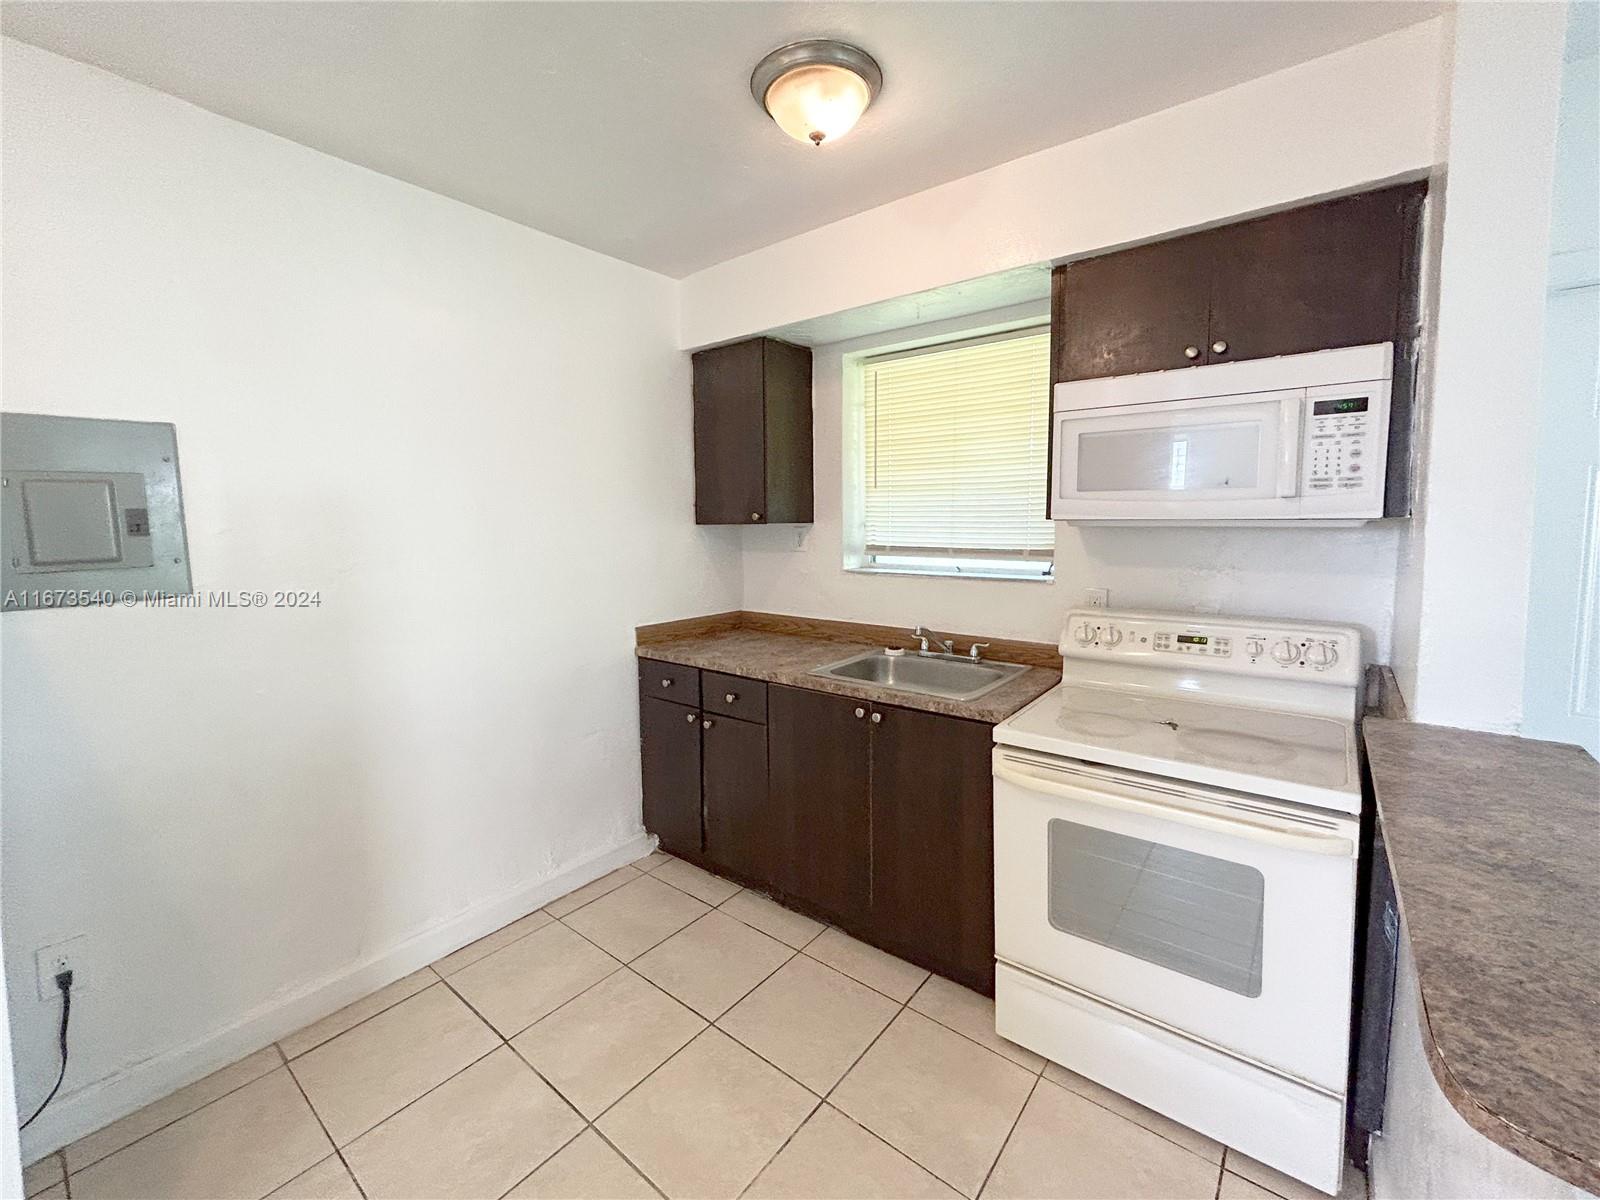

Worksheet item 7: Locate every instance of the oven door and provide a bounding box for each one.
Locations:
[993,747,1358,1091]
[1053,390,1304,520]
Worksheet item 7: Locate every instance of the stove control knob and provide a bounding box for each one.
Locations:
[1270,638,1300,665]
[1245,638,1266,659]
[1101,625,1124,648]
[1307,641,1339,670]
[1073,623,1098,647]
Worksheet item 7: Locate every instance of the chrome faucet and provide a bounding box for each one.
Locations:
[912,625,955,656]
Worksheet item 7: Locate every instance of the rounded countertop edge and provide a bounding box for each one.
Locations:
[1364,717,1600,1195]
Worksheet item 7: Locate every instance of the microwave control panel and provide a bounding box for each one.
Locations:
[1061,609,1363,686]
[1305,394,1378,494]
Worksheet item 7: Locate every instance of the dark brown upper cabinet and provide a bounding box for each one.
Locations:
[1051,182,1427,384]
[692,337,814,525]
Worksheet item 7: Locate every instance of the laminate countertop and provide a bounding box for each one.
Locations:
[636,627,1061,724]
[1363,718,1600,1193]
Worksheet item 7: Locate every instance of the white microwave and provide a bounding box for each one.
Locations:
[1052,343,1393,525]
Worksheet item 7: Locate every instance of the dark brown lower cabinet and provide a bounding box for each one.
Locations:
[640,696,703,859]
[701,714,771,881]
[767,685,872,925]
[869,706,998,994]
[640,670,998,994]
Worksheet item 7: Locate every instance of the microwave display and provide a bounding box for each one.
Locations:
[1312,397,1369,416]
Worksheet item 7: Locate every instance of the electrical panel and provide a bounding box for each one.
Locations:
[2,413,192,611]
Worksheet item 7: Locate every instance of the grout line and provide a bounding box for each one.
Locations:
[588,1125,670,1200]
[305,1040,503,1155]
[799,938,928,1006]
[435,974,521,1044]
[541,866,647,922]
[715,887,830,952]
[56,1047,286,1177]
[735,1093,826,1200]
[493,1124,588,1200]
[1033,1071,1223,1168]
[279,972,441,1062]
[430,911,558,980]
[279,1064,367,1200]
[974,1074,1039,1200]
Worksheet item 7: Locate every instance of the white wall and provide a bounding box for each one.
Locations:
[1388,3,1569,732]
[742,306,1404,661]
[0,37,741,1157]
[679,19,1446,350]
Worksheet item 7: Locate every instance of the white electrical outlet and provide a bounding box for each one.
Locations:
[1083,588,1109,609]
[35,935,87,1001]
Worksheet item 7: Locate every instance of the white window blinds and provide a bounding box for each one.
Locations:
[861,328,1054,563]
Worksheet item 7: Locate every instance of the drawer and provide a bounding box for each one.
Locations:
[639,658,699,707]
[703,671,767,723]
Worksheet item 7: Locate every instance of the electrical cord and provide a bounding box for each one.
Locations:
[20,969,73,1131]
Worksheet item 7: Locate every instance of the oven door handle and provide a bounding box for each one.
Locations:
[994,759,1353,856]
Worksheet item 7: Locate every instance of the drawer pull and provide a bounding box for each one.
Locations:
[724,692,737,703]
[685,712,696,724]
[660,678,673,688]
[702,718,714,729]
[854,707,865,719]
[870,712,882,724]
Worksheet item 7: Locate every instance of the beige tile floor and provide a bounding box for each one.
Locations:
[25,851,1369,1200]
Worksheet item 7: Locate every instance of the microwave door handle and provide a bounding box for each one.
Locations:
[1277,394,1304,497]
[993,758,1353,856]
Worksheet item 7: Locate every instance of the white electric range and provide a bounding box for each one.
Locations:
[992,608,1365,1196]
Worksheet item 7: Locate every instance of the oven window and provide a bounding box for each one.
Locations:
[1076,422,1260,492]
[1047,819,1264,997]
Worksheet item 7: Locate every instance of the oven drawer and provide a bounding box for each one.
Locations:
[992,747,1359,1091]
[639,659,699,708]
[703,671,766,723]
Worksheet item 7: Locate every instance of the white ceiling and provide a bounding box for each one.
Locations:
[2,2,1440,278]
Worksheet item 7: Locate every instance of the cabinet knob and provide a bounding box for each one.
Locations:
[750,512,762,521]
[870,712,882,724]
[724,692,737,704]
[854,707,866,719]
[1183,345,1200,360]
[660,678,673,688]
[685,712,696,724]
[1211,340,1229,355]
[702,718,714,729]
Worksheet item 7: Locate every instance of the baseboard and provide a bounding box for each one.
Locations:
[20,831,655,1163]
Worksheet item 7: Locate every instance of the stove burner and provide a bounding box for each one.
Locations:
[1056,711,1143,738]
[1176,728,1297,767]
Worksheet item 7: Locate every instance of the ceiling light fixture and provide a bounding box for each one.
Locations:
[751,39,882,147]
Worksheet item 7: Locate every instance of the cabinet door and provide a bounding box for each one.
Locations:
[1052,235,1215,382]
[1206,184,1423,363]
[767,684,871,924]
[701,715,771,881]
[640,696,703,859]
[869,704,998,994]
[761,339,815,525]
[693,340,766,525]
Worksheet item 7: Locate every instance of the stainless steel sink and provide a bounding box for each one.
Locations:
[810,649,1027,702]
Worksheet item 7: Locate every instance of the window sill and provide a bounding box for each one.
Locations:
[844,565,1055,584]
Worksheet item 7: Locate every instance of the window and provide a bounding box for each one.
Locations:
[851,327,1054,579]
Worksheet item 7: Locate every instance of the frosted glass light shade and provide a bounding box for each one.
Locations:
[751,40,882,148]
[764,63,872,146]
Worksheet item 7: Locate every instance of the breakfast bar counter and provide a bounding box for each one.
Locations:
[1362,715,1600,1196]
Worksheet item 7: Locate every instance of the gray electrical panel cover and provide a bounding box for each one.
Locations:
[2,413,192,611]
